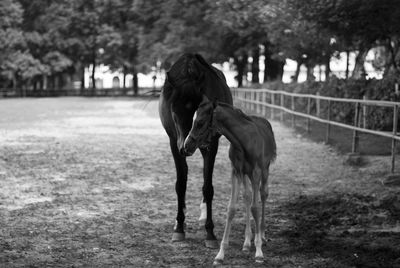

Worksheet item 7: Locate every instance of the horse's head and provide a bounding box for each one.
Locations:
[184,95,216,156]
[164,53,229,156]
[166,75,203,156]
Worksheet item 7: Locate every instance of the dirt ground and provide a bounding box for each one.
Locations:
[0,97,399,268]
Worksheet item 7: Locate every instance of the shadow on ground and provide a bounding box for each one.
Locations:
[277,192,400,268]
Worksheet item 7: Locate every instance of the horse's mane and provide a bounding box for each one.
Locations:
[163,53,223,102]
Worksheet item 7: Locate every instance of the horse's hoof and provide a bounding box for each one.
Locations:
[205,239,219,248]
[213,258,223,266]
[255,256,264,263]
[172,232,185,242]
[242,245,251,252]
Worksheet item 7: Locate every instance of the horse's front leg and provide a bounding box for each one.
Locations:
[170,138,188,242]
[200,138,219,248]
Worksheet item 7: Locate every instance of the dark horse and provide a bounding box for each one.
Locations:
[159,53,232,247]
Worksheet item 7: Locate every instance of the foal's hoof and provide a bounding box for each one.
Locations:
[213,258,223,266]
[255,256,264,263]
[205,239,219,249]
[198,217,206,226]
[242,245,251,252]
[171,232,185,242]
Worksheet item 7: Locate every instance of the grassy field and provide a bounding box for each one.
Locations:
[0,97,399,267]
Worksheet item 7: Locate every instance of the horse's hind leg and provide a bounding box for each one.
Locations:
[200,139,219,248]
[242,175,252,252]
[214,168,240,265]
[170,137,188,242]
[260,165,270,243]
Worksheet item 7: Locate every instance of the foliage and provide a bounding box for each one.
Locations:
[1,0,400,91]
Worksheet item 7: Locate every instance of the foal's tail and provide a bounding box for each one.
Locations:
[266,120,277,163]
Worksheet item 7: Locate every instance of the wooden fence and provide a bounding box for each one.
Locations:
[232,88,400,173]
[0,87,160,98]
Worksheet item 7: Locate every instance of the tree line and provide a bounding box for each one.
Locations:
[1,0,399,93]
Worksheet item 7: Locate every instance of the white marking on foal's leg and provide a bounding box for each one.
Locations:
[242,176,252,252]
[198,200,207,224]
[214,170,240,265]
[251,172,264,263]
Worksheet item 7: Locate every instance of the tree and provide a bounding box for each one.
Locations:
[291,0,400,78]
[0,0,37,91]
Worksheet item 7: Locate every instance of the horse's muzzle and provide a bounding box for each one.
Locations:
[183,136,196,156]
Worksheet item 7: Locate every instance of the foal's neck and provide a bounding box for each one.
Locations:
[214,104,253,151]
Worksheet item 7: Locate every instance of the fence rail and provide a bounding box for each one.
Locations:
[0,87,160,98]
[232,88,400,173]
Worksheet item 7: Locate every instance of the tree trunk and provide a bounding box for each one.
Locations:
[80,65,85,96]
[352,47,369,79]
[305,63,315,81]
[264,41,284,82]
[133,71,138,96]
[293,61,302,82]
[345,50,350,79]
[251,47,260,84]
[123,67,127,89]
[123,66,127,95]
[325,55,331,82]
[234,54,247,88]
[91,54,96,94]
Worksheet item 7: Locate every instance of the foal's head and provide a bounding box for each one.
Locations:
[183,95,216,156]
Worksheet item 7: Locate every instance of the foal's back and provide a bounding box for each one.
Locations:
[249,115,276,164]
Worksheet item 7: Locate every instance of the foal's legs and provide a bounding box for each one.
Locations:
[170,138,188,241]
[250,169,264,263]
[214,169,241,265]
[200,138,219,248]
[260,165,270,242]
[242,175,252,252]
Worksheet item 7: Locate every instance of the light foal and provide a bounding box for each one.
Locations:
[183,96,276,265]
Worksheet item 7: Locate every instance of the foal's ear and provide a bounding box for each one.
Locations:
[212,100,218,108]
[201,94,211,104]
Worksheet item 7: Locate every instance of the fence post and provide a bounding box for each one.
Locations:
[291,95,295,128]
[363,95,367,128]
[307,97,311,133]
[391,105,398,173]
[280,94,284,122]
[271,93,275,120]
[352,102,361,153]
[261,91,267,116]
[325,100,331,143]
[245,91,248,110]
[253,90,257,112]
[316,92,321,117]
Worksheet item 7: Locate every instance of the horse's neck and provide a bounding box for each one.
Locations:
[214,106,250,152]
